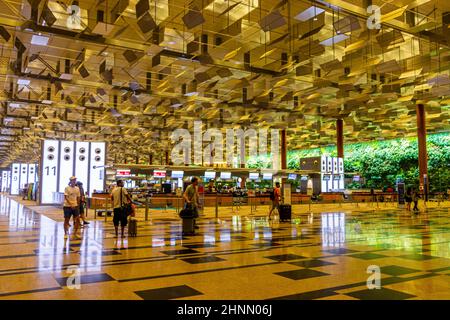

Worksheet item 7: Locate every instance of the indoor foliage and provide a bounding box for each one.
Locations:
[247,133,450,192]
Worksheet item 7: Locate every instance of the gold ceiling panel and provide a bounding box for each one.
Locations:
[0,0,449,165]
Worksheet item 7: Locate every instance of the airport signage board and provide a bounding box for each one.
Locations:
[40,140,106,204]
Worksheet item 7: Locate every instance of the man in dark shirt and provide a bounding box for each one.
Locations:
[76,181,90,226]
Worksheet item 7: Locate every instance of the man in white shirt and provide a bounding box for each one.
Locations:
[64,176,81,239]
[111,180,131,237]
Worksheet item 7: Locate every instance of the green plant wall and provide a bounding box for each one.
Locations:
[247,133,450,192]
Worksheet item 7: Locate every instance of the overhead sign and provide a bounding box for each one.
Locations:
[10,164,20,195]
[153,170,166,178]
[117,169,131,176]
[88,142,106,196]
[1,170,10,192]
[41,140,59,203]
[58,141,75,192]
[40,140,106,204]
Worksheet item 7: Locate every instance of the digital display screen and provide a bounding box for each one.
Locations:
[322,175,331,181]
[288,174,297,180]
[204,171,216,179]
[262,173,272,180]
[301,175,309,181]
[249,172,259,180]
[153,170,166,178]
[171,171,184,178]
[333,175,340,180]
[353,175,360,181]
[220,172,231,179]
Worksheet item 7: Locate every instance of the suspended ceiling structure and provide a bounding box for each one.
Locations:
[0,0,449,167]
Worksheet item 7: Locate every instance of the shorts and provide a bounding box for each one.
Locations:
[113,208,128,227]
[63,207,80,219]
[271,202,280,210]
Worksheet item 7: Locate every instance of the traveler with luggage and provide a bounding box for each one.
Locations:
[268,182,281,220]
[182,177,201,233]
[412,188,420,213]
[405,186,413,211]
[63,176,81,240]
[76,181,90,226]
[111,180,132,238]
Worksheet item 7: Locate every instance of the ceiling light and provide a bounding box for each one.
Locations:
[294,6,325,21]
[41,100,53,105]
[320,34,349,46]
[9,103,21,108]
[17,79,30,85]
[167,41,176,45]
[31,34,49,46]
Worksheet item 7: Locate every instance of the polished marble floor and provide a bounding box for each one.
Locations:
[0,195,449,300]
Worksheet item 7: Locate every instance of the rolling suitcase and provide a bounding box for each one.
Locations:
[278,204,292,221]
[128,218,138,237]
[182,218,195,235]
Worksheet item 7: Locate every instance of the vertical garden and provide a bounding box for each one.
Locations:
[246,132,450,192]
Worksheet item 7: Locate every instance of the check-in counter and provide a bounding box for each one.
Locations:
[321,193,344,202]
[89,192,113,216]
[291,194,311,204]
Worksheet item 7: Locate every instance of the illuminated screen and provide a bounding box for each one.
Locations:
[220,172,231,179]
[204,171,216,179]
[333,175,340,180]
[301,175,308,181]
[288,174,297,180]
[322,175,331,181]
[117,170,131,176]
[249,172,259,180]
[171,171,184,178]
[353,175,360,181]
[153,170,166,178]
[262,173,272,180]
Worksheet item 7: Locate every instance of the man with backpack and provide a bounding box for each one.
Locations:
[268,182,281,220]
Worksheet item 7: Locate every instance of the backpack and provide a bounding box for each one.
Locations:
[269,189,275,200]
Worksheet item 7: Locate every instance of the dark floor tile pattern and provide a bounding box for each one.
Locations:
[265,254,306,261]
[181,256,226,264]
[274,269,329,280]
[349,253,388,260]
[135,285,203,300]
[288,259,336,268]
[55,273,115,287]
[381,265,421,276]
[345,288,416,300]
[160,249,200,255]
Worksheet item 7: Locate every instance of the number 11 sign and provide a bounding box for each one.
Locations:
[40,140,59,204]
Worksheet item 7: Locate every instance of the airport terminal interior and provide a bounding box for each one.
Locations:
[0,0,449,301]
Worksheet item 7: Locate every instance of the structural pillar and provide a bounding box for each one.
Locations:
[281,129,287,170]
[165,151,169,165]
[416,103,429,201]
[336,119,344,158]
[149,154,153,165]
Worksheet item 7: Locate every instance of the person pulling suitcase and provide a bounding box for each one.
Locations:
[268,182,281,220]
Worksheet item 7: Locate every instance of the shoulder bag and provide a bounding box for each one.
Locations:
[120,187,132,216]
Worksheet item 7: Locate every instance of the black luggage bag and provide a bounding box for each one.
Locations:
[279,204,292,221]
